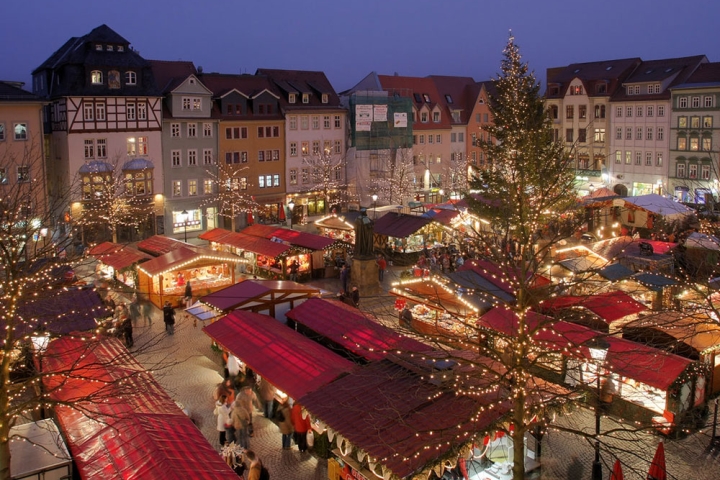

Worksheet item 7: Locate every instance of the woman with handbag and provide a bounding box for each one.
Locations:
[290,401,312,452]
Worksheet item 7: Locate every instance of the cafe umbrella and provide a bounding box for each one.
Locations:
[646,442,666,480]
[610,459,624,480]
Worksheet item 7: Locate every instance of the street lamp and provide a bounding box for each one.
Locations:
[588,336,610,480]
[288,201,295,230]
[180,209,189,242]
[371,194,378,219]
[439,189,445,203]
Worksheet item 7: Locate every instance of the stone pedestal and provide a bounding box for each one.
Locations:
[350,257,379,295]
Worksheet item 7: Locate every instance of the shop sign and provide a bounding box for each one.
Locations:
[343,467,369,480]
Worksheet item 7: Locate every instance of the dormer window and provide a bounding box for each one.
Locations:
[95,44,102,51]
[189,78,196,85]
[117,46,124,52]
[302,93,309,104]
[413,93,422,102]
[421,112,428,123]
[423,94,431,102]
[595,83,607,94]
[627,86,633,95]
[570,85,583,95]
[106,45,114,51]
[451,111,460,122]
[321,94,328,104]
[125,71,137,85]
[289,93,296,103]
[91,71,103,84]
[433,111,440,122]
[548,86,559,96]
[445,95,453,104]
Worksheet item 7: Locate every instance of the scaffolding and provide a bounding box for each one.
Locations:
[348,90,414,151]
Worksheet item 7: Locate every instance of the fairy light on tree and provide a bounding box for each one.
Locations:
[201,162,263,232]
[301,148,348,215]
[375,148,417,205]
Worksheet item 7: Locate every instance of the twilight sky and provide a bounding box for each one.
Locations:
[2,0,719,93]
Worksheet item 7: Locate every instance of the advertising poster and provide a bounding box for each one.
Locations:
[356,104,372,131]
[393,112,407,128]
[373,105,388,122]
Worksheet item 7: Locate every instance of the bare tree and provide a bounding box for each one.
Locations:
[302,149,348,215]
[375,148,417,205]
[201,162,263,232]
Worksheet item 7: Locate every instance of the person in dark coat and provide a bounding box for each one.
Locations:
[289,260,300,282]
[184,281,193,308]
[121,310,133,348]
[399,306,413,328]
[351,286,360,308]
[340,264,349,294]
[163,301,176,335]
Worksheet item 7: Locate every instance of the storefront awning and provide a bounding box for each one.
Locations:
[242,224,335,250]
[199,279,320,312]
[203,310,355,400]
[373,211,431,238]
[43,337,234,479]
[448,270,517,304]
[314,214,354,231]
[286,298,431,361]
[137,245,243,277]
[100,247,151,271]
[539,291,647,323]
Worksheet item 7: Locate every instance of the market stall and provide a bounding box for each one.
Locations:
[199,228,291,277]
[137,234,187,256]
[373,211,433,253]
[136,245,245,308]
[9,419,72,480]
[314,213,356,244]
[89,241,151,289]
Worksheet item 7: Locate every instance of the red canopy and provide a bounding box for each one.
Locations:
[203,310,355,400]
[198,227,234,243]
[100,247,151,271]
[88,241,123,256]
[538,291,647,323]
[373,211,431,238]
[647,442,666,480]
[137,235,186,256]
[286,298,432,361]
[43,337,234,479]
[242,224,334,250]
[610,459,625,480]
[137,245,242,276]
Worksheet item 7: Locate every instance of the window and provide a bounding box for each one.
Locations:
[428,135,434,144]
[616,106,623,117]
[289,116,297,130]
[188,180,198,196]
[301,116,309,130]
[83,103,94,121]
[312,140,320,155]
[225,152,238,164]
[289,93,296,103]
[257,127,264,138]
[290,142,297,156]
[433,111,440,122]
[705,96,714,108]
[570,85,583,95]
[626,106,632,117]
[137,137,148,155]
[625,151,631,164]
[204,179,213,195]
[0,168,6,184]
[96,103,105,120]
[334,140,342,154]
[616,128,622,140]
[702,165,711,180]
[91,70,103,84]
[187,123,197,137]
[647,106,654,117]
[646,152,652,166]
[579,105,587,119]
[677,164,686,177]
[435,134,440,143]
[594,128,605,143]
[171,123,180,137]
[95,44,102,51]
[636,106,643,117]
[17,166,30,183]
[578,129,586,143]
[127,103,136,120]
[312,116,319,130]
[615,151,622,164]
[14,123,27,140]
[182,97,201,110]
[636,127,642,140]
[172,180,182,197]
[334,115,341,128]
[656,153,662,167]
[301,142,309,155]
[323,115,331,129]
[290,169,298,185]
[137,102,147,120]
[690,137,699,151]
[273,174,280,187]
[566,129,573,142]
[678,137,687,150]
[302,168,309,183]
[626,128,632,140]
[203,149,213,165]
[458,132,464,142]
[172,150,181,167]
[203,123,212,137]
[635,86,640,95]
[124,71,136,85]
[679,97,688,108]
[657,128,664,141]
[566,106,574,119]
[324,140,332,153]
[241,151,248,163]
[703,137,712,151]
[188,149,197,166]
[84,139,94,159]
[549,106,558,119]
[635,151,641,165]
[0,123,4,141]
[258,151,265,162]
[689,164,698,178]
[421,112,428,122]
[302,93,309,104]
[450,133,456,142]
[692,97,701,108]
[420,135,425,144]
[594,105,606,119]
[691,117,700,129]
[704,116,713,128]
[646,127,653,140]
[97,139,107,158]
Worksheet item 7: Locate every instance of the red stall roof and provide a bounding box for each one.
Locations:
[198,227,235,243]
[88,241,123,256]
[203,310,355,400]
[286,298,432,361]
[200,227,291,258]
[298,359,510,479]
[43,337,234,480]
[137,245,243,276]
[100,247,152,271]
[479,307,693,391]
[199,279,320,312]
[373,211,431,238]
[137,235,187,256]
[241,224,334,250]
[539,291,647,322]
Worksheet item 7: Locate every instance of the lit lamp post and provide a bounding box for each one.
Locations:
[371,194,378,219]
[588,337,610,480]
[288,201,295,230]
[180,209,189,242]
[439,189,445,203]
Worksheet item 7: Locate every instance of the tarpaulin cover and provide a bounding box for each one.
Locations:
[372,211,431,238]
[538,291,646,322]
[43,337,234,480]
[286,298,431,361]
[298,359,510,479]
[241,224,334,250]
[479,307,692,391]
[203,310,355,400]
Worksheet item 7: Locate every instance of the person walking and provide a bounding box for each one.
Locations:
[244,450,267,480]
[236,384,261,437]
[376,255,387,282]
[340,264,349,294]
[351,286,360,308]
[276,399,294,450]
[289,260,299,282]
[139,295,152,325]
[290,402,312,452]
[184,281,193,309]
[259,377,277,419]
[121,311,134,348]
[230,401,251,449]
[162,301,176,335]
[128,296,140,325]
[215,394,232,446]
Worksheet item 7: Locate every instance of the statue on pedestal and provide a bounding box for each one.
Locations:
[354,208,375,259]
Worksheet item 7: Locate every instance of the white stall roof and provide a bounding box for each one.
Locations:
[10,418,71,479]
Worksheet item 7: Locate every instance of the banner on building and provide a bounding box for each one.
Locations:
[356,104,372,131]
[393,112,407,128]
[373,105,388,122]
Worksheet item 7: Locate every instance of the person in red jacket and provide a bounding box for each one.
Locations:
[290,402,312,452]
[376,255,387,282]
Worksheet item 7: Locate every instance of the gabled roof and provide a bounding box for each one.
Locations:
[373,211,431,238]
[672,62,720,89]
[377,74,453,129]
[0,81,42,102]
[545,57,642,99]
[612,55,707,101]
[538,290,647,323]
[137,245,243,276]
[241,224,335,250]
[256,68,343,110]
[147,60,198,93]
[427,75,477,124]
